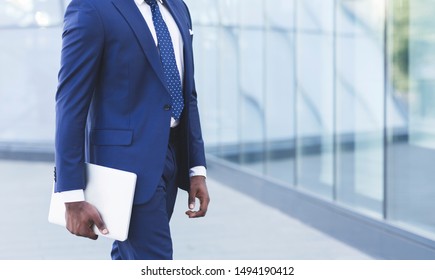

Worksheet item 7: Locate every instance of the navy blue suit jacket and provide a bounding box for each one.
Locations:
[54,0,206,204]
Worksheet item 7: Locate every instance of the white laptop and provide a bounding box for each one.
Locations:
[48,163,137,241]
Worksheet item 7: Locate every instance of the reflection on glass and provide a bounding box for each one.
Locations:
[238,0,265,173]
[216,27,240,159]
[0,0,63,145]
[335,0,385,218]
[0,0,63,28]
[295,0,334,198]
[264,0,295,185]
[387,0,435,238]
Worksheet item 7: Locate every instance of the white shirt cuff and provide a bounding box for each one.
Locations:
[189,166,206,178]
[59,189,85,203]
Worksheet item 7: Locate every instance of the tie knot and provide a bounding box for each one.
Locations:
[144,0,157,6]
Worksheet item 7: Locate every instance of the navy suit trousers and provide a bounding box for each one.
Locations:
[111,135,179,260]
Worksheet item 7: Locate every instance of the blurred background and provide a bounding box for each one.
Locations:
[1,0,435,259]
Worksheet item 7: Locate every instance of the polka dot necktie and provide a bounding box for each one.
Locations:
[145,0,184,120]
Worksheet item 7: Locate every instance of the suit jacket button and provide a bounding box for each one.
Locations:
[163,104,171,111]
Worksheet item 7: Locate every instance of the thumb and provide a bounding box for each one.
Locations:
[92,211,109,235]
[188,190,196,210]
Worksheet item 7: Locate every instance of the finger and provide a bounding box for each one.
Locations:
[72,222,98,240]
[86,225,99,240]
[82,204,108,238]
[185,198,209,218]
[65,201,104,239]
[90,211,109,235]
[185,208,207,218]
[188,191,196,210]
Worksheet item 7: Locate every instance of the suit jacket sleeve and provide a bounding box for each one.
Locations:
[183,2,207,169]
[54,0,104,192]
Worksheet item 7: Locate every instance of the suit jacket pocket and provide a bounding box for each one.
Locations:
[90,129,133,146]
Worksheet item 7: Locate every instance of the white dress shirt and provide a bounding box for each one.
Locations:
[60,0,206,203]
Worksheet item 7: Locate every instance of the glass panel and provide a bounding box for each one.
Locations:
[335,0,385,217]
[193,25,219,149]
[185,0,218,25]
[295,0,334,198]
[387,0,435,238]
[297,0,334,32]
[264,0,295,185]
[186,0,226,153]
[187,0,241,159]
[265,0,295,30]
[219,0,239,27]
[0,0,63,28]
[216,27,240,159]
[0,16,63,145]
[238,0,265,173]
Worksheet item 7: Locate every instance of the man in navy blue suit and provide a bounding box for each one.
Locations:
[54,0,210,260]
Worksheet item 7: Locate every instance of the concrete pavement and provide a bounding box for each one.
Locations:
[0,159,373,260]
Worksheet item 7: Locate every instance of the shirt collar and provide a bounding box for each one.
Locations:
[134,0,144,6]
[134,0,164,6]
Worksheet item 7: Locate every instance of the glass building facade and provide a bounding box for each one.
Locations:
[1,0,435,255]
[184,0,435,242]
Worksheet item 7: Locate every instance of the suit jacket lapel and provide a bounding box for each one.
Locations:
[111,0,167,88]
[164,0,191,54]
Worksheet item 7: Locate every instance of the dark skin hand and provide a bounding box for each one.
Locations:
[186,175,210,218]
[65,201,108,240]
[65,176,209,239]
